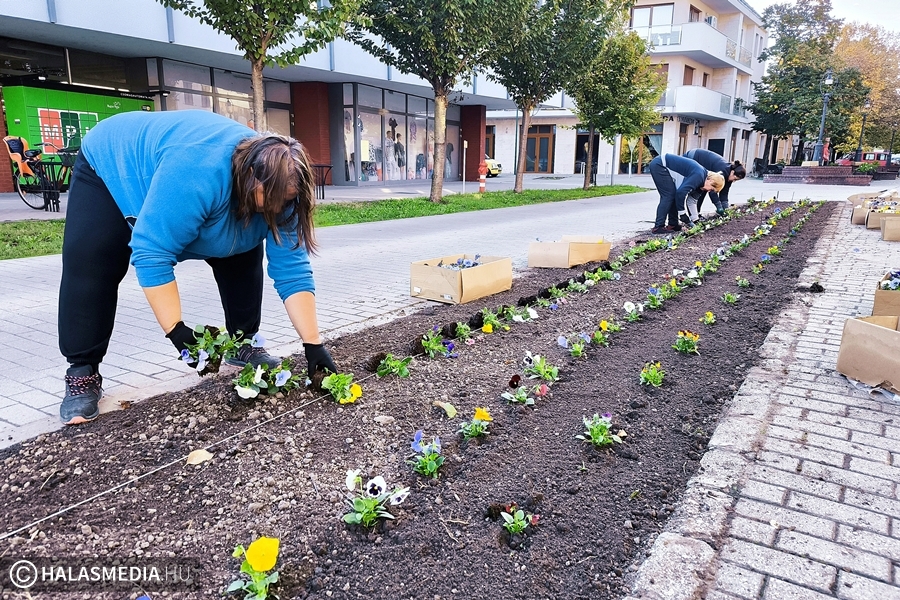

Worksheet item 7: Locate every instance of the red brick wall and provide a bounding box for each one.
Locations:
[461,105,486,182]
[0,92,14,193]
[291,82,332,184]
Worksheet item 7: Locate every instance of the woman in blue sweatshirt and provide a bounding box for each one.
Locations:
[58,110,337,425]
[647,153,725,234]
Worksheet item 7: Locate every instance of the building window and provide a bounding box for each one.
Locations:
[683,65,695,86]
[702,73,709,88]
[631,4,674,28]
[689,6,701,22]
[678,123,689,155]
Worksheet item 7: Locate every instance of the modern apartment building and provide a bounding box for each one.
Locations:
[631,0,769,170]
[0,0,517,193]
[485,0,777,177]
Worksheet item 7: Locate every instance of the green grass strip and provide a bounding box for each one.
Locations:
[0,186,647,260]
[0,219,66,260]
[313,185,646,227]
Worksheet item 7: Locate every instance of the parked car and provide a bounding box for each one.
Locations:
[485,154,502,177]
[835,152,892,166]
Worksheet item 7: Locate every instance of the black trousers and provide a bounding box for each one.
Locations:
[59,153,264,368]
[648,157,678,228]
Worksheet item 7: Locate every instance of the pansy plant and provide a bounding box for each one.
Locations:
[501,503,539,534]
[228,536,280,600]
[181,326,250,376]
[735,276,750,288]
[459,407,493,439]
[409,431,444,478]
[343,469,409,528]
[722,292,740,305]
[321,372,362,404]
[699,311,716,325]
[523,352,560,382]
[576,413,626,448]
[673,330,701,355]
[623,301,643,322]
[233,360,303,399]
[376,354,412,378]
[640,362,665,387]
[502,386,535,406]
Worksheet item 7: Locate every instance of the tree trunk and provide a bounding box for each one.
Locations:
[514,105,533,193]
[583,126,595,190]
[251,58,267,133]
[429,93,448,203]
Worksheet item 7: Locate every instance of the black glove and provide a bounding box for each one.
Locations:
[304,342,337,375]
[166,321,197,358]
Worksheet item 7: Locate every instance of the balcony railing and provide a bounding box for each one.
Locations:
[732,98,747,117]
[632,24,683,47]
[633,22,753,70]
[720,93,733,114]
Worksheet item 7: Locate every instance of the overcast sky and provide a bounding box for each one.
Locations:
[745,0,900,33]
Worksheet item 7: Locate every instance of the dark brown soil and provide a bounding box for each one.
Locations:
[0,201,835,600]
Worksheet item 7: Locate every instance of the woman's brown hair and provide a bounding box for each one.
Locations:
[231,134,317,254]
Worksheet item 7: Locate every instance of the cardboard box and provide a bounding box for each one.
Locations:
[410,254,512,304]
[527,236,612,268]
[873,273,900,315]
[836,316,900,393]
[882,218,900,241]
[865,211,900,229]
[851,206,868,225]
[848,192,882,207]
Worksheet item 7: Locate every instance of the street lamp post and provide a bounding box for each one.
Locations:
[855,98,871,162]
[812,68,834,165]
[888,126,897,166]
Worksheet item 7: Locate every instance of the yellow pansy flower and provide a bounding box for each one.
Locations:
[670,279,678,288]
[695,261,703,267]
[245,536,279,572]
[482,323,493,334]
[349,383,362,399]
[600,320,609,331]
[474,407,493,422]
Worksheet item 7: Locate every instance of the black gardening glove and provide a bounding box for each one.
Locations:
[304,342,337,375]
[166,321,197,363]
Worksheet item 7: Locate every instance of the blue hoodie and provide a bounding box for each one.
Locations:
[659,153,708,200]
[80,110,313,302]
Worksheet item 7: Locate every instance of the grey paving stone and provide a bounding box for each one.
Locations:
[776,529,893,581]
[837,572,900,600]
[763,577,836,599]
[734,498,837,540]
[713,561,765,599]
[720,540,837,592]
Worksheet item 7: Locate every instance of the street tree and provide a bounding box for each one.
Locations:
[159,0,358,132]
[347,0,529,202]
[748,0,868,162]
[488,0,630,193]
[835,23,900,154]
[566,26,665,189]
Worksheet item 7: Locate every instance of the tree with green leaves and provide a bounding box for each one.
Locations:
[748,0,868,163]
[488,0,630,193]
[159,0,358,132]
[346,0,529,202]
[566,27,665,189]
[835,23,900,155]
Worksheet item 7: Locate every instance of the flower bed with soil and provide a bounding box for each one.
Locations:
[0,200,835,600]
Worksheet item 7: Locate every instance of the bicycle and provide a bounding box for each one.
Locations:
[3,137,79,211]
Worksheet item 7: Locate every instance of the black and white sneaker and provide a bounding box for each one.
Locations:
[60,365,103,425]
[679,213,696,227]
[225,344,282,369]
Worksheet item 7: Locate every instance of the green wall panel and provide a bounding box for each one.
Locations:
[4,86,153,151]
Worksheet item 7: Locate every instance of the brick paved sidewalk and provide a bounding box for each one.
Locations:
[626,202,900,600]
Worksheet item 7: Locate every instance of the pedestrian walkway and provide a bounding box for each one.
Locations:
[0,177,882,449]
[625,202,900,600]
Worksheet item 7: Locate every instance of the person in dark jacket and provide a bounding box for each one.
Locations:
[648,153,725,234]
[684,148,746,216]
[58,110,338,425]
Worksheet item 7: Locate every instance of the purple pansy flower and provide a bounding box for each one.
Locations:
[274,370,291,387]
[411,430,425,453]
[251,332,266,348]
